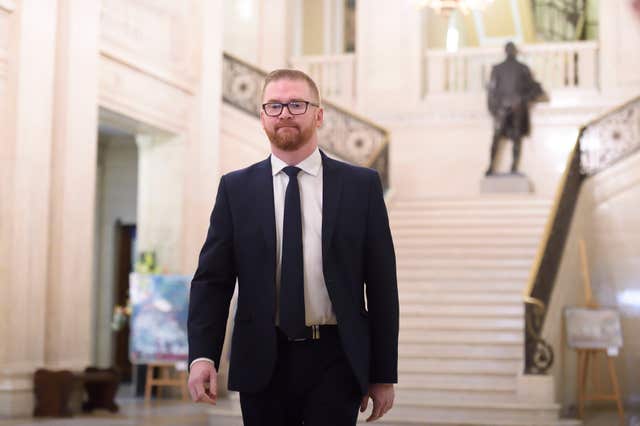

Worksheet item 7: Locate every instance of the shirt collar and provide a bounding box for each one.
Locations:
[271,147,321,177]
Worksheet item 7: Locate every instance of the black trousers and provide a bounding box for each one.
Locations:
[239,327,362,426]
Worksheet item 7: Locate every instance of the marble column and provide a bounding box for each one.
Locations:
[181,0,224,275]
[257,0,294,70]
[44,0,101,371]
[223,0,292,70]
[598,0,640,93]
[355,0,423,115]
[0,0,58,417]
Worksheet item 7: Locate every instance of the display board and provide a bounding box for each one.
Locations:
[129,273,191,363]
[564,307,623,351]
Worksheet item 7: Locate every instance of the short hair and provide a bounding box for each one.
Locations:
[505,41,517,57]
[262,69,321,104]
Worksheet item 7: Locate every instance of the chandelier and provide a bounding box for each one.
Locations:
[416,0,495,14]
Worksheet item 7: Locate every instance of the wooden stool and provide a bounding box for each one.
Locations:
[33,369,74,417]
[79,367,120,413]
[144,362,188,402]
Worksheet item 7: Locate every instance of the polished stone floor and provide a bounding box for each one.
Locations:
[0,393,638,426]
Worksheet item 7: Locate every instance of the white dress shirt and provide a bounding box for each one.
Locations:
[191,147,336,370]
[271,147,337,327]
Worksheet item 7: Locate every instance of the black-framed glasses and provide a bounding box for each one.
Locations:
[262,101,319,117]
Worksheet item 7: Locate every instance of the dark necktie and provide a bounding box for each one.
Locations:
[279,166,305,338]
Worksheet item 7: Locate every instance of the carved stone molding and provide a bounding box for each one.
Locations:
[99,55,190,135]
[100,0,200,93]
[581,97,640,175]
[524,302,554,374]
[0,0,15,13]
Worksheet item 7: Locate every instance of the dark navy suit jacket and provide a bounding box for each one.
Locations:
[187,150,399,395]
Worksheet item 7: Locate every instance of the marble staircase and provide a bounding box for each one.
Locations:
[374,196,579,425]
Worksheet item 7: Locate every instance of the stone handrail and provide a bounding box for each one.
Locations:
[425,41,599,94]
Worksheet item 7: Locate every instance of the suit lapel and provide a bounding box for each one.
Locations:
[254,157,277,276]
[321,151,342,260]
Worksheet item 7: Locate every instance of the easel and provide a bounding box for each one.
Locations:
[144,362,189,402]
[576,239,624,423]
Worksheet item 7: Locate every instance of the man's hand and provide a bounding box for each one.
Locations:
[187,361,218,405]
[360,383,394,422]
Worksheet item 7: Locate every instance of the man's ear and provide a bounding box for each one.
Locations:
[260,110,266,128]
[316,108,324,127]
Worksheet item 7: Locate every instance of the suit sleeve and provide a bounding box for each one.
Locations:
[188,176,237,370]
[364,171,399,384]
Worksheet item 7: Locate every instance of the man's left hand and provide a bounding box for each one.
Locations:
[360,383,395,422]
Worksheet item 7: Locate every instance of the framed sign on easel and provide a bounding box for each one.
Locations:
[564,239,624,423]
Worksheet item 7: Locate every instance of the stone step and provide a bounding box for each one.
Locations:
[390,396,560,414]
[399,358,521,375]
[398,280,525,293]
[394,387,518,404]
[357,403,564,426]
[398,268,529,280]
[395,247,537,259]
[390,217,547,228]
[391,198,552,208]
[400,316,523,331]
[399,343,522,360]
[398,372,517,391]
[394,238,540,248]
[401,304,523,317]
[399,329,522,345]
[399,291,523,305]
[397,258,533,270]
[361,419,581,426]
[392,228,543,238]
[389,209,551,220]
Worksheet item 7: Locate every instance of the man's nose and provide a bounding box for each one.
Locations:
[279,105,294,119]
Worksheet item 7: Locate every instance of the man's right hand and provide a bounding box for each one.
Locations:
[187,361,218,405]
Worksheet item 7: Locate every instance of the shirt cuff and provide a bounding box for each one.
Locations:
[190,358,216,371]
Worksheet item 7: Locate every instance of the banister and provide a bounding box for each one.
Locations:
[523,94,640,374]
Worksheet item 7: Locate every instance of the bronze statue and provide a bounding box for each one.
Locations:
[486,42,545,175]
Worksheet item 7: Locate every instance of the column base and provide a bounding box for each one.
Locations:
[0,374,34,419]
[517,373,556,403]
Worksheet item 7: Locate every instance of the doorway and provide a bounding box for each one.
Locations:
[93,113,139,380]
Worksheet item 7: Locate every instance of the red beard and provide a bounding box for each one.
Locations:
[266,123,314,152]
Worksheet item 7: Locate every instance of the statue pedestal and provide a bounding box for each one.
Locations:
[480,173,533,193]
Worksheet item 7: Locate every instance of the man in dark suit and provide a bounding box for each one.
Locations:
[486,42,544,175]
[187,69,399,425]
